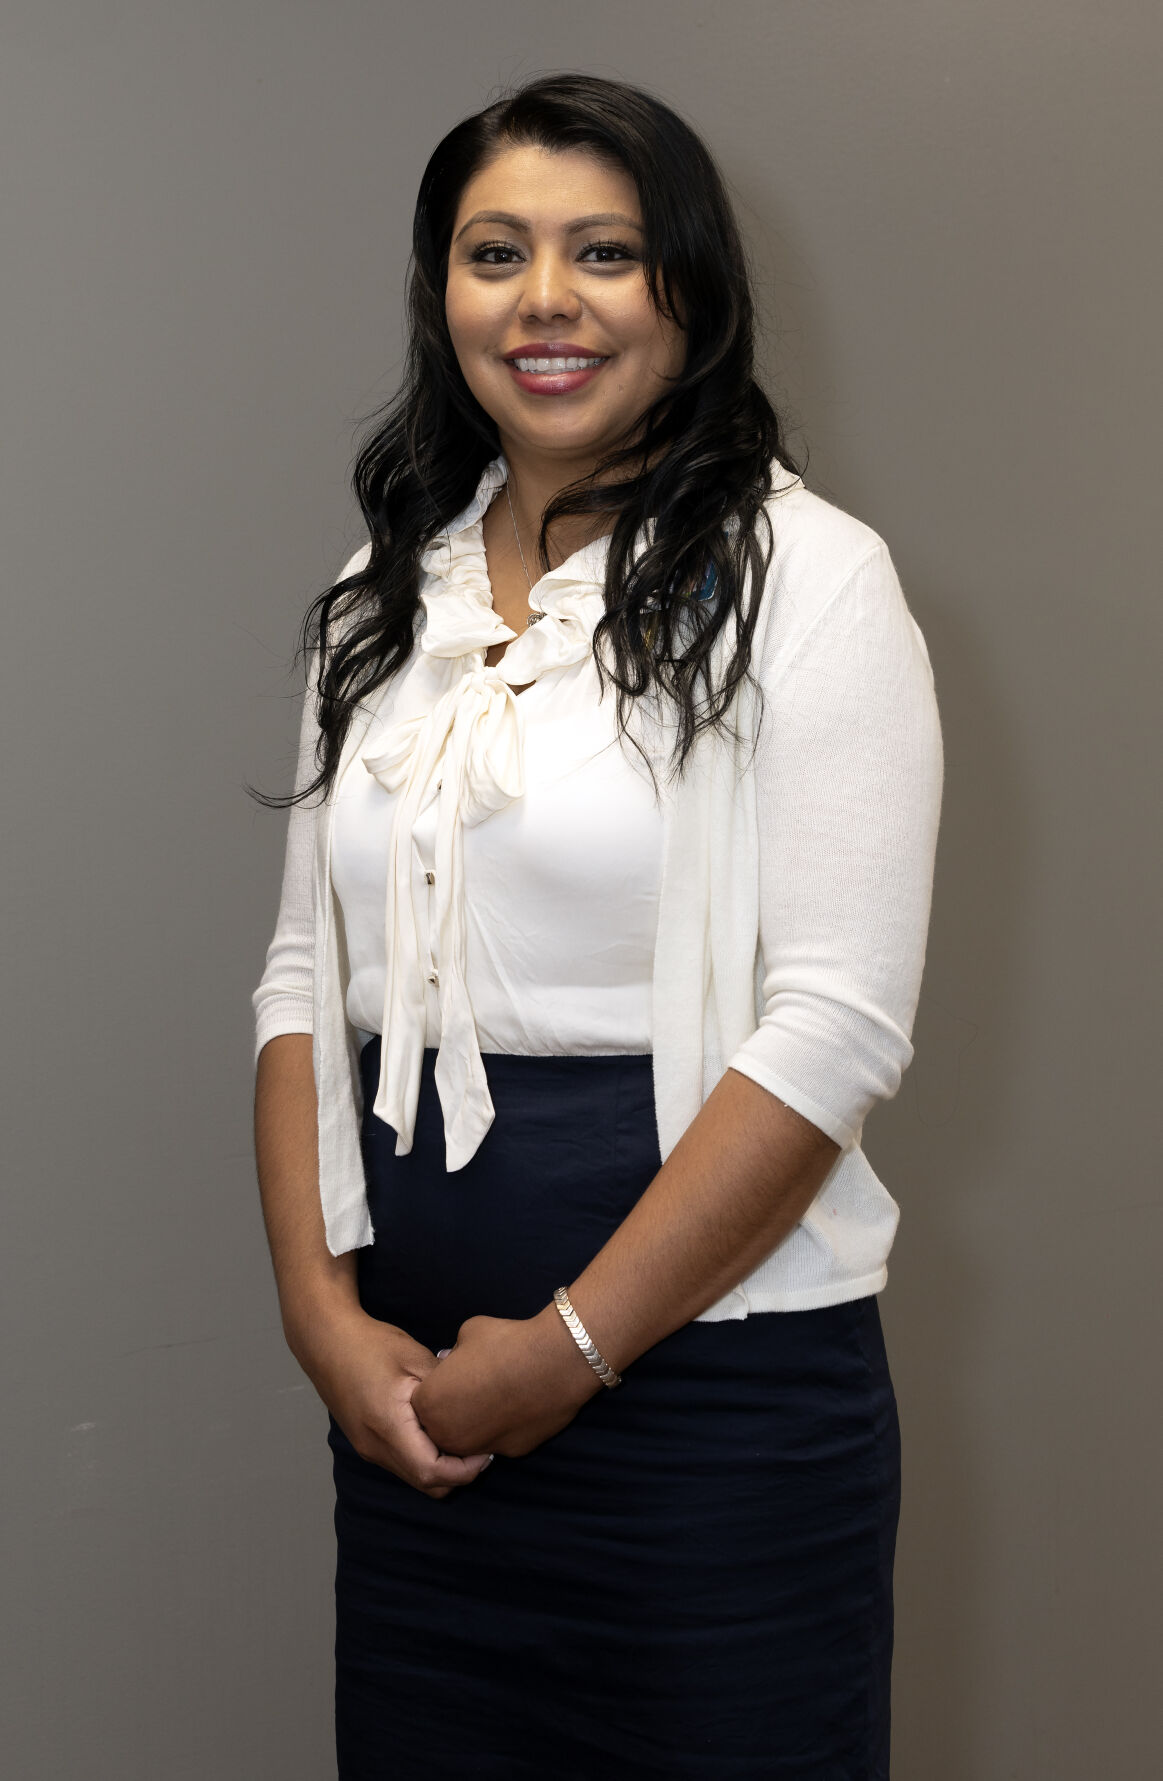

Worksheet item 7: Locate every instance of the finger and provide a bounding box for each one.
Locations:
[360,1418,493,1491]
[430,1450,494,1484]
[391,1420,493,1488]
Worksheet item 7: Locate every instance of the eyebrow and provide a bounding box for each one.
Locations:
[453,210,644,244]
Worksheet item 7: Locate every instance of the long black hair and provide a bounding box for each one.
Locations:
[263,71,799,807]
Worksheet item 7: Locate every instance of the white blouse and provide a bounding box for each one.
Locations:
[328,452,664,1173]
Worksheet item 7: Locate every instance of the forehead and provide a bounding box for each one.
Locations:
[452,143,641,230]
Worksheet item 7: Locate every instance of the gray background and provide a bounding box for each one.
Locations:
[2,3,1158,1775]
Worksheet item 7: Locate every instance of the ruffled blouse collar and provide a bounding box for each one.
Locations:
[414,451,611,678]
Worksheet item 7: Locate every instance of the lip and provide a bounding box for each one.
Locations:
[502,343,612,398]
[502,341,610,361]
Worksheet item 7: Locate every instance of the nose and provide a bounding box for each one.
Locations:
[518,247,583,325]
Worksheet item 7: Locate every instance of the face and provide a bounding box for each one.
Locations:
[444,143,686,470]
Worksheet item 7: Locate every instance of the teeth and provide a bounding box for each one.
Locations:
[511,356,605,372]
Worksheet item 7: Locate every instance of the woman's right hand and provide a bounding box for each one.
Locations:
[254,1038,489,1499]
[291,1303,494,1499]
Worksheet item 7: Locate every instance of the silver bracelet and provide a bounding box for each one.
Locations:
[553,1286,623,1389]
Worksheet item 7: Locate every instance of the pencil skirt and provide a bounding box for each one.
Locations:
[329,1039,901,1779]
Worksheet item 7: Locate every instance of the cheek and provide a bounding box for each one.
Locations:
[443,288,471,351]
[649,309,687,379]
[444,279,497,352]
[613,299,681,374]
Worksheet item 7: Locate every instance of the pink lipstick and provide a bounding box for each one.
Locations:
[502,342,611,397]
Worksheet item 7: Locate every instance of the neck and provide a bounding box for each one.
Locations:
[498,437,628,570]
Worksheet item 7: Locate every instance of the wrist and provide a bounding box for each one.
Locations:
[531,1300,605,1406]
[532,1297,611,1404]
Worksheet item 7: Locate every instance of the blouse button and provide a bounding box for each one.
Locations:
[427,971,439,987]
[424,870,435,885]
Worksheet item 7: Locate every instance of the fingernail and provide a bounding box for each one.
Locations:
[481,1454,495,1470]
[436,1348,451,1360]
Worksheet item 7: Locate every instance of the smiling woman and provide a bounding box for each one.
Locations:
[251,69,942,1781]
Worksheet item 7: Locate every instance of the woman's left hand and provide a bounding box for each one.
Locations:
[410,1303,603,1460]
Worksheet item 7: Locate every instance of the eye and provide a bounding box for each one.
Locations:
[469,240,521,264]
[579,238,637,263]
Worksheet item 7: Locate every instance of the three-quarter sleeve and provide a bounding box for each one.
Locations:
[726,541,944,1148]
[251,648,323,1065]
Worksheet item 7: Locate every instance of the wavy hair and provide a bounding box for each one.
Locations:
[260,71,799,807]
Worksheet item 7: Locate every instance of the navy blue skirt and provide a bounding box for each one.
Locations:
[330,1039,900,1779]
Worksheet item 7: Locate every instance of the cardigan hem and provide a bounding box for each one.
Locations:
[724,1052,859,1151]
[693,1266,888,1321]
[253,1009,313,1069]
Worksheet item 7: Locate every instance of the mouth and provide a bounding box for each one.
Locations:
[502,352,611,396]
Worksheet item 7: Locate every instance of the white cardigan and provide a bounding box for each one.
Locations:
[252,460,944,1320]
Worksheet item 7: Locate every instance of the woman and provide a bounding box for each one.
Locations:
[252,72,943,1779]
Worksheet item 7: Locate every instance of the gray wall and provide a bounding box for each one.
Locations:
[2,4,1158,1775]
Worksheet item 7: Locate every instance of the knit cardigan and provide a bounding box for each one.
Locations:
[252,460,943,1319]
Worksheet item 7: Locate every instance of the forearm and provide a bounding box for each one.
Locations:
[253,1032,361,1357]
[414,1065,844,1454]
[556,1066,841,1377]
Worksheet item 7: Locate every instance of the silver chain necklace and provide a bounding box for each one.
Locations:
[505,480,544,625]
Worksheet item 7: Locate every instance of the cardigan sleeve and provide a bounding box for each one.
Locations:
[250,645,324,1066]
[726,541,944,1148]
[251,545,372,1067]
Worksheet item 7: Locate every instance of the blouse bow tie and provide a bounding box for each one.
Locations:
[360,524,607,1171]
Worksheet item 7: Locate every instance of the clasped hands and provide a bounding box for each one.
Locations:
[410,1300,604,1465]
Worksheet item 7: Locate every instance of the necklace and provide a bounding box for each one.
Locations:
[505,480,543,626]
